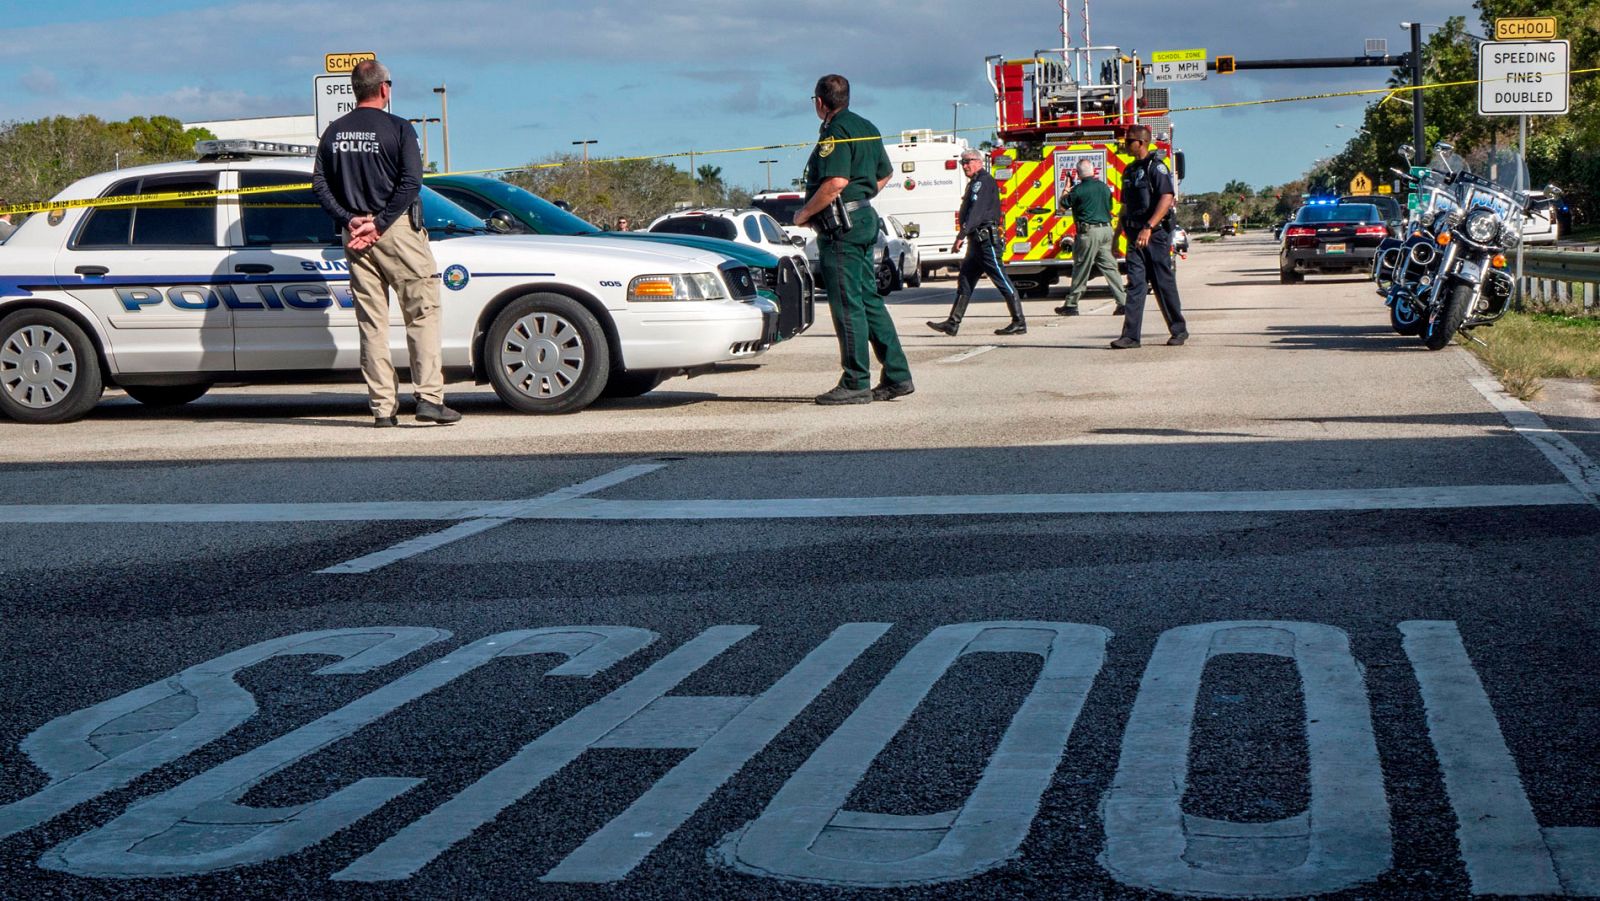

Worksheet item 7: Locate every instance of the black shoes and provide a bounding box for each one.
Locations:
[1167,333,1189,346]
[1109,337,1141,349]
[927,318,959,336]
[815,385,872,405]
[416,400,462,424]
[994,321,1027,336]
[1054,305,1080,316]
[374,415,398,428]
[871,379,915,401]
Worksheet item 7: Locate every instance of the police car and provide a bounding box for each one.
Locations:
[0,141,779,423]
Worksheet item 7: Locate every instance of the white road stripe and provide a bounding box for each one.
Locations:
[544,483,1584,519]
[1461,353,1600,506]
[0,483,1581,528]
[317,463,666,575]
[937,345,998,364]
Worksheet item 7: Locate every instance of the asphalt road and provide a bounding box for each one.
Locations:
[1,234,1596,899]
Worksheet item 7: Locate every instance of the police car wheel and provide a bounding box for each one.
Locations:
[486,294,610,414]
[907,261,923,288]
[0,308,104,424]
[123,384,211,407]
[875,259,894,295]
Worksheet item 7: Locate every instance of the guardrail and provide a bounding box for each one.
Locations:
[1518,246,1599,311]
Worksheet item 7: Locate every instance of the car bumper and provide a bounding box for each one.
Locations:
[1284,247,1378,272]
[611,300,770,370]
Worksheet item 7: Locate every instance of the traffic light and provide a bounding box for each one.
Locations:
[1216,55,1236,75]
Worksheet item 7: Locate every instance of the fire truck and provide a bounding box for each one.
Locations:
[985,19,1186,297]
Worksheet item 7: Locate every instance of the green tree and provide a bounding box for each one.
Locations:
[0,114,214,205]
[509,153,701,226]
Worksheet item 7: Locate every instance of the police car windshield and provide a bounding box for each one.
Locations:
[420,188,494,237]
[1296,204,1381,224]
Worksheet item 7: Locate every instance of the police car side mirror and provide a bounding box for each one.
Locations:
[486,210,522,234]
[788,234,806,246]
[1174,151,1186,182]
[1544,184,1563,198]
[904,223,921,238]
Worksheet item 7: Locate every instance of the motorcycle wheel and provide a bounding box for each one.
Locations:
[1389,297,1424,336]
[1421,283,1471,350]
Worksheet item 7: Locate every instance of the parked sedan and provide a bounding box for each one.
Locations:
[429,177,813,344]
[1279,202,1388,283]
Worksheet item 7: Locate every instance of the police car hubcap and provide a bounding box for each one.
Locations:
[1,325,77,409]
[500,312,584,398]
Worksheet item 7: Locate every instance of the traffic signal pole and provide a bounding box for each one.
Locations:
[1409,23,1426,156]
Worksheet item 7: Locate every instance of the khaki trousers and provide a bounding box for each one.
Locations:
[346,221,444,417]
[1061,223,1127,308]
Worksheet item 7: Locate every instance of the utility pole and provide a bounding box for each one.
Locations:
[408,117,440,171]
[432,85,450,173]
[951,101,967,140]
[1408,22,1426,155]
[758,158,778,191]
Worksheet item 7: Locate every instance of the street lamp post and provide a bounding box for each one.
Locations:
[432,85,450,173]
[408,116,441,171]
[758,159,778,192]
[951,101,968,139]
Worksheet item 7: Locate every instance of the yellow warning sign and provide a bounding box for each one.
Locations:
[1377,184,1393,194]
[1151,48,1207,63]
[1350,172,1373,194]
[1494,17,1557,40]
[324,52,376,74]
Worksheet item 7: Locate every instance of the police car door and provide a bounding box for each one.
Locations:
[226,170,361,371]
[53,172,233,373]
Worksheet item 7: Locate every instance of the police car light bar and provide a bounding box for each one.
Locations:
[194,139,317,159]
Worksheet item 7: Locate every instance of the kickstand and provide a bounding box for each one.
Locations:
[1464,331,1488,347]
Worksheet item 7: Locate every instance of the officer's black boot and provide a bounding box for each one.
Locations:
[994,293,1027,335]
[927,294,970,336]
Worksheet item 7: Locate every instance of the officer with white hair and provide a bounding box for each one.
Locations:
[1055,157,1126,316]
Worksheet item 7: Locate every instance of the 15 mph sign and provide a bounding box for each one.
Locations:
[1478,40,1570,116]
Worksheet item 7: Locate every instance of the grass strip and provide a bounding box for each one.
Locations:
[1465,311,1600,400]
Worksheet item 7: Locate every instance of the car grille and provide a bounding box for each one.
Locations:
[719,262,757,300]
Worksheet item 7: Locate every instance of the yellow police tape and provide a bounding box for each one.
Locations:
[1,65,1592,219]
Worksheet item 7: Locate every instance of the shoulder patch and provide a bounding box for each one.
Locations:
[817,137,837,158]
[1155,161,1170,175]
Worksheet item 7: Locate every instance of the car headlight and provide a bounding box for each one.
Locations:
[1463,209,1499,244]
[626,272,729,302]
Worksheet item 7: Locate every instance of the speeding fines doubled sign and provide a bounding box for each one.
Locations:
[1478,39,1570,116]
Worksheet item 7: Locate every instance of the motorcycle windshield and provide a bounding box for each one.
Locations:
[1429,148,1466,177]
[1481,148,1530,195]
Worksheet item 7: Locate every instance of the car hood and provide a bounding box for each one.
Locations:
[440,234,736,271]
[602,232,782,269]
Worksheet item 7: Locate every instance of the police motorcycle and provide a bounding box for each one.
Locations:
[1372,142,1549,350]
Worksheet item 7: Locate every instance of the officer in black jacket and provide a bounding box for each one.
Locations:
[1111,125,1187,348]
[928,150,1026,336]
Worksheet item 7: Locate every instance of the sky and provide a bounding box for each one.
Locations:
[3,0,1481,195]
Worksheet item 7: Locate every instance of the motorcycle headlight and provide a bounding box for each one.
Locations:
[626,272,729,302]
[1463,209,1499,244]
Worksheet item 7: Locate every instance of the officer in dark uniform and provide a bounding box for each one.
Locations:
[793,74,913,404]
[927,149,1025,336]
[1112,124,1188,349]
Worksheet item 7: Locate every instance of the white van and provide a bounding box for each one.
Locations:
[872,130,970,278]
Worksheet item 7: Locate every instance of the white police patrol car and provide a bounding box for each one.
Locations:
[0,141,778,423]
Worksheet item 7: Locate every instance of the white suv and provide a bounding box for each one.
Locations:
[647,208,809,266]
[0,142,779,423]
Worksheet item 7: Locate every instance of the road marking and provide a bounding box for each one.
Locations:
[936,344,998,364]
[0,628,449,842]
[43,627,657,878]
[1101,622,1390,897]
[716,622,1108,887]
[0,483,1583,528]
[1461,353,1600,506]
[317,463,665,574]
[1402,621,1600,896]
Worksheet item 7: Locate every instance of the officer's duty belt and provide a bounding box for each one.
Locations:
[842,200,868,213]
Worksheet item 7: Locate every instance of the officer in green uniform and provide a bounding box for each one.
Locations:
[793,74,913,405]
[1054,157,1127,316]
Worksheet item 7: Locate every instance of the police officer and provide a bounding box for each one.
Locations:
[1112,125,1188,349]
[927,149,1024,336]
[793,74,913,405]
[1054,158,1126,316]
[313,58,461,427]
